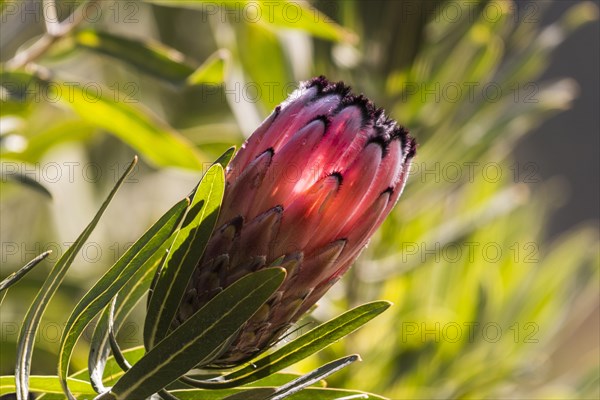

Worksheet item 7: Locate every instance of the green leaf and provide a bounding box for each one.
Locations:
[0,71,204,170]
[82,349,306,390]
[106,268,286,400]
[51,81,203,170]
[74,30,228,87]
[58,198,189,398]
[142,0,356,43]
[236,22,291,110]
[186,50,229,86]
[0,375,95,396]
[213,146,236,168]
[0,71,40,109]
[6,379,385,400]
[178,388,276,400]
[280,388,388,400]
[144,164,225,349]
[0,251,52,295]
[1,169,52,198]
[74,346,146,385]
[168,387,387,400]
[242,373,324,388]
[265,355,359,400]
[75,29,195,82]
[184,301,391,388]
[14,157,137,400]
[106,297,133,371]
[87,231,179,391]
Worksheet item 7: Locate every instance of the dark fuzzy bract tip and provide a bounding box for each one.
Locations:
[303,76,417,157]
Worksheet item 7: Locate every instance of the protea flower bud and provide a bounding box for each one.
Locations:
[174,76,416,365]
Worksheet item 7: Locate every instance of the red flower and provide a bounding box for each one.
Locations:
[174,76,416,365]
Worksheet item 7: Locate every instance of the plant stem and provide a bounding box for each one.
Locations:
[42,0,61,35]
[5,0,98,70]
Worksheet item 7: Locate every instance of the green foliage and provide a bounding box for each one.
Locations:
[1,0,598,399]
[1,70,204,169]
[179,301,390,389]
[144,164,224,349]
[58,197,189,397]
[143,0,357,43]
[1,153,388,398]
[0,251,52,299]
[13,158,137,399]
[107,268,286,399]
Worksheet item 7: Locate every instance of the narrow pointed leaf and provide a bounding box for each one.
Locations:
[107,297,133,371]
[183,301,390,388]
[58,198,188,398]
[54,82,203,170]
[2,171,52,198]
[107,268,286,400]
[74,30,227,87]
[75,29,195,82]
[184,372,323,388]
[168,388,387,400]
[266,355,359,400]
[1,71,204,170]
[0,251,52,294]
[144,164,225,349]
[88,233,178,392]
[213,146,236,169]
[14,157,137,400]
[186,50,229,86]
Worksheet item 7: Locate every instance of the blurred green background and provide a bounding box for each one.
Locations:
[1,0,598,399]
